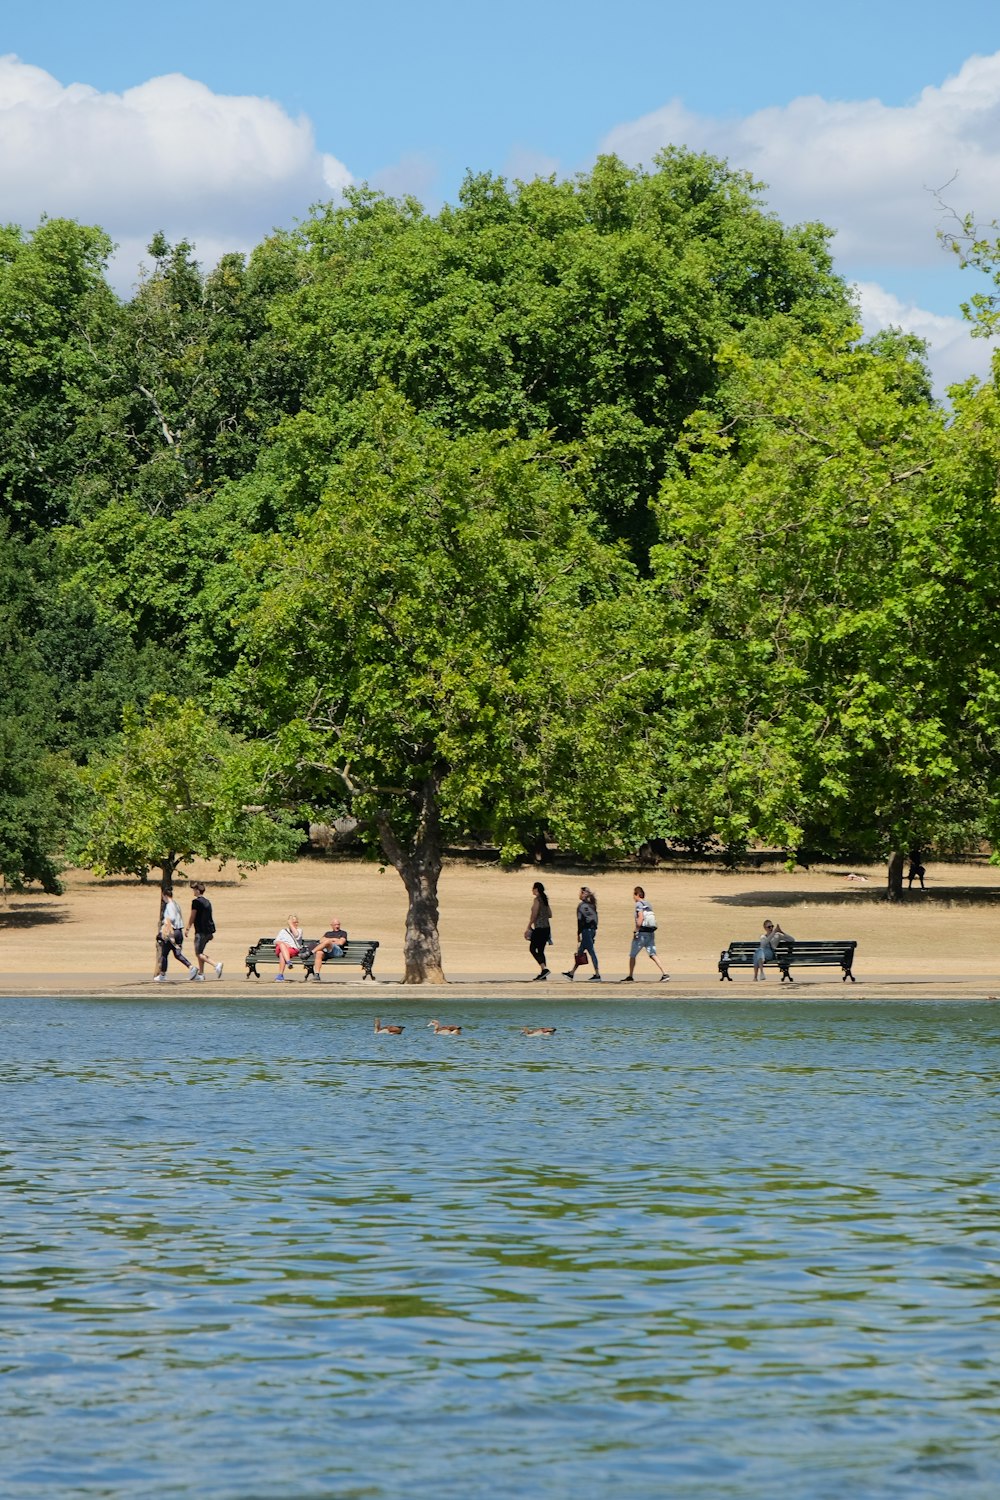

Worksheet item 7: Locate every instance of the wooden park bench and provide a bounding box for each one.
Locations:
[244,937,380,981]
[718,938,858,984]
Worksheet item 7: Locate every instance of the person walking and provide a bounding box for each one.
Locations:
[563,886,601,982]
[186,881,223,981]
[907,850,927,890]
[621,886,668,982]
[524,881,553,979]
[154,886,196,981]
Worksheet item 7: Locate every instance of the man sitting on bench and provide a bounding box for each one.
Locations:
[311,916,348,980]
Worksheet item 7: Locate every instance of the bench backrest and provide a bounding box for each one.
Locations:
[247,938,379,961]
[723,939,856,960]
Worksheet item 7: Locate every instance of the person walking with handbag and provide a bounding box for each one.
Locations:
[621,886,668,981]
[154,886,196,981]
[563,886,601,981]
[525,881,552,979]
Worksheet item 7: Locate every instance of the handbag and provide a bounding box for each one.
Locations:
[574,949,590,966]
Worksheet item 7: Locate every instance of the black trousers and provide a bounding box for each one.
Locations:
[529,926,550,967]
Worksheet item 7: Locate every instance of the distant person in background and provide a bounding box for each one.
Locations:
[186,881,223,981]
[563,886,601,982]
[907,851,927,890]
[622,886,668,982]
[525,881,552,979]
[311,916,348,980]
[274,915,305,980]
[154,886,195,981]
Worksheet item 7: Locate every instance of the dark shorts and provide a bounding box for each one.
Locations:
[194,932,213,955]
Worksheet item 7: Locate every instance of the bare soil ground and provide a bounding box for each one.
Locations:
[1,857,999,992]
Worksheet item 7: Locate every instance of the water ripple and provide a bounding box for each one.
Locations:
[0,997,998,1498]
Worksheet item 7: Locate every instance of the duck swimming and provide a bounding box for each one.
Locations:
[374,1018,404,1034]
[521,1026,557,1036]
[427,1019,462,1034]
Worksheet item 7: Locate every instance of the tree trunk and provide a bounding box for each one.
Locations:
[400,854,445,983]
[887,850,904,902]
[376,778,446,983]
[158,855,179,912]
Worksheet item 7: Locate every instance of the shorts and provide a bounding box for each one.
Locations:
[630,931,657,958]
[194,931,213,955]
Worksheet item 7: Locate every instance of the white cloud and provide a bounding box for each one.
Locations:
[600,51,1000,267]
[854,281,993,395]
[0,55,351,284]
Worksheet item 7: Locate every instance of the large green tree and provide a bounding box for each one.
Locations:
[650,325,1000,892]
[236,394,653,980]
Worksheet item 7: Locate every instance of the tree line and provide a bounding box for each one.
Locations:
[3,150,1000,979]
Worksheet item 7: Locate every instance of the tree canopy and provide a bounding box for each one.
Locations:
[1,152,999,961]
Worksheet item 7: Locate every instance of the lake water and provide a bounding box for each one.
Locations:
[1,995,998,1499]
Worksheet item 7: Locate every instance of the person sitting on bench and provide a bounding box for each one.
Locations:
[274,915,305,980]
[311,916,348,980]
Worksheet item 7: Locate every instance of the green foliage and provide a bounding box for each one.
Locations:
[272,153,850,555]
[76,695,301,887]
[652,325,1000,859]
[237,392,652,862]
[0,218,116,530]
[67,235,307,524]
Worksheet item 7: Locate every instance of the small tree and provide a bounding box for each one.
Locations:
[77,696,300,901]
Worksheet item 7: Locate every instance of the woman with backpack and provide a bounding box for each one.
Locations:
[622,886,668,982]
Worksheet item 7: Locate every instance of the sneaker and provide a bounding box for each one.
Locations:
[188,966,200,980]
[312,972,322,982]
[620,975,634,983]
[532,971,547,981]
[274,974,285,982]
[562,970,575,980]
[541,968,550,978]
[192,972,205,981]
[588,974,602,982]
[215,961,224,979]
[659,974,669,981]
[153,973,166,983]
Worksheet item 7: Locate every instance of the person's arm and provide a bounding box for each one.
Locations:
[185,902,195,936]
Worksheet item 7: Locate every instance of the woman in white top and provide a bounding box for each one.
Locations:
[274,915,305,980]
[154,888,196,981]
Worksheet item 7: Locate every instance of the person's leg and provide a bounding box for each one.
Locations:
[582,928,600,979]
[529,930,547,972]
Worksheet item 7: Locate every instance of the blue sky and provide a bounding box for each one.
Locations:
[5,1,1000,386]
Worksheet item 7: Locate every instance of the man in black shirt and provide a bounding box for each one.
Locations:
[311,916,348,980]
[187,882,223,981]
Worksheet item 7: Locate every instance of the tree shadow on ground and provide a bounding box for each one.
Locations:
[711,887,1000,908]
[83,876,247,889]
[0,905,68,929]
